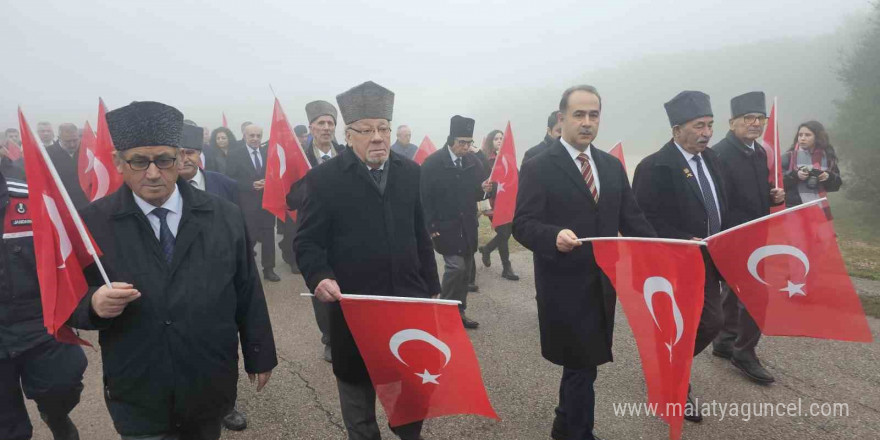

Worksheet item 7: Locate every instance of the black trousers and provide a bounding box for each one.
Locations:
[336,378,423,440]
[279,218,297,267]
[694,261,723,357]
[119,418,222,440]
[551,366,599,440]
[713,282,762,361]
[0,340,87,440]
[483,223,512,265]
[250,226,275,270]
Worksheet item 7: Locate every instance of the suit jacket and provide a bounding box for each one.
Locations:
[420,146,486,256]
[68,180,277,435]
[712,131,780,227]
[46,144,90,210]
[522,134,555,163]
[633,140,729,240]
[203,170,238,204]
[226,144,274,229]
[512,140,655,368]
[293,148,441,382]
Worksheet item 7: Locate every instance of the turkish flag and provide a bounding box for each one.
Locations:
[488,122,518,228]
[4,139,22,161]
[77,121,96,198]
[263,98,311,221]
[341,296,499,427]
[760,99,784,191]
[705,201,872,342]
[91,98,124,201]
[19,108,100,346]
[413,136,437,165]
[593,238,705,440]
[222,112,229,128]
[609,141,627,174]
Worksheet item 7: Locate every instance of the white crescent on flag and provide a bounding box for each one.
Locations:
[643,276,684,362]
[747,245,810,297]
[276,144,286,178]
[389,329,451,385]
[92,158,110,201]
[84,148,95,173]
[43,193,72,268]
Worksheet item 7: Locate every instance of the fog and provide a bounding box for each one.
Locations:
[3,0,872,161]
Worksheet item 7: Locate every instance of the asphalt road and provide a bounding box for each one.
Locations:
[27,250,880,440]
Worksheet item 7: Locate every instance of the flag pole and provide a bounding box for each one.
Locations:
[32,132,112,288]
[300,292,462,306]
[774,96,780,189]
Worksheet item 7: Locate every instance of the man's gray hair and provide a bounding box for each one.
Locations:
[397,125,410,133]
[559,85,602,112]
[57,122,78,133]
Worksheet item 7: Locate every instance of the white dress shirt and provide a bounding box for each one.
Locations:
[247,145,263,170]
[133,185,183,239]
[560,138,600,195]
[448,147,463,166]
[314,144,336,165]
[674,143,722,224]
[188,169,205,191]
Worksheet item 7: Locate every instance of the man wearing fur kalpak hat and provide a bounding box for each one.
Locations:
[67,101,277,440]
[294,81,441,440]
[710,91,784,385]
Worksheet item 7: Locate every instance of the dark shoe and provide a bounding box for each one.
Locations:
[461,315,480,329]
[711,346,732,359]
[479,246,491,267]
[263,268,281,282]
[323,344,332,363]
[223,408,248,431]
[40,414,79,440]
[501,264,520,281]
[289,263,300,274]
[467,284,479,292]
[684,386,702,423]
[732,356,775,384]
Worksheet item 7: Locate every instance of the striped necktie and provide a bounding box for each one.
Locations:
[577,153,599,203]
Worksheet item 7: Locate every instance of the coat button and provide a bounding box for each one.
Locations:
[253,346,260,353]
[12,245,22,253]
[164,320,172,325]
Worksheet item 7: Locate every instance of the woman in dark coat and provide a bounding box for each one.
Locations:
[204,127,238,175]
[780,121,842,216]
[476,129,519,280]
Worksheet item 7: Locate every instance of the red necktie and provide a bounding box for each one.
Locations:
[577,153,599,202]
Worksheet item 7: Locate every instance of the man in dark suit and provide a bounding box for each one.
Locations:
[36,121,57,149]
[421,115,488,329]
[522,110,562,163]
[632,91,728,423]
[45,123,90,210]
[283,100,346,363]
[294,81,440,440]
[711,92,785,384]
[178,125,238,204]
[227,124,280,282]
[513,85,655,440]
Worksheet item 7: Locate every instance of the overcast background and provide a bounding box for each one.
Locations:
[2,0,873,163]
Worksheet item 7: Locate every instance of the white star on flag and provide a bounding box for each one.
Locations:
[495,182,505,193]
[780,280,806,298]
[415,369,441,385]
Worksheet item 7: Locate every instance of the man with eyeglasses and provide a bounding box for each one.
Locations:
[227,124,282,282]
[420,115,488,330]
[67,101,277,440]
[295,81,440,440]
[710,91,785,385]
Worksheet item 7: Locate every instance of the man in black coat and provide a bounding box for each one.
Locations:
[711,92,785,384]
[283,100,346,363]
[178,124,238,205]
[36,121,58,149]
[294,81,440,440]
[1,173,87,440]
[226,124,281,282]
[632,91,728,423]
[513,85,655,440]
[522,110,562,163]
[46,123,90,210]
[420,115,488,329]
[67,101,277,440]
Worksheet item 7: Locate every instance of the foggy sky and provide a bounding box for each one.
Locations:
[3,0,871,155]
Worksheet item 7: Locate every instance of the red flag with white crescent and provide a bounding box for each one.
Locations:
[4,139,22,161]
[413,136,437,165]
[91,98,124,201]
[705,200,871,342]
[77,121,96,198]
[760,99,784,190]
[341,295,499,427]
[593,238,706,440]
[19,108,100,346]
[609,141,627,174]
[488,122,518,228]
[222,112,229,128]
[263,98,311,221]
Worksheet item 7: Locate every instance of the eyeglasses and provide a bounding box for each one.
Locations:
[743,115,768,125]
[455,140,475,147]
[347,126,392,137]
[126,157,177,171]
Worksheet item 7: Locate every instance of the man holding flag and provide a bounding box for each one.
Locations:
[67,101,277,440]
[1,171,87,440]
[710,92,785,384]
[294,81,441,440]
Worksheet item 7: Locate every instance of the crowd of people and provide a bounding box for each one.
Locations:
[0,81,845,440]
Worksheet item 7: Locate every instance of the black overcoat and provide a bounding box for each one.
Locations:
[512,140,655,368]
[226,144,274,230]
[46,143,90,210]
[67,180,277,436]
[293,148,441,383]
[712,131,779,226]
[419,146,486,256]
